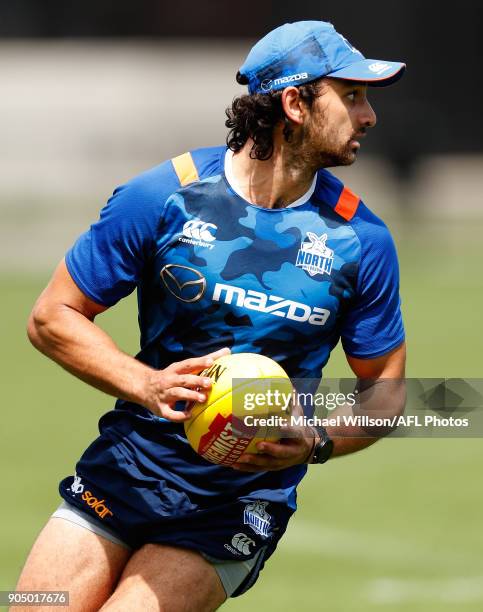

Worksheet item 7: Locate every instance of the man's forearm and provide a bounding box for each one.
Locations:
[28,303,151,406]
[324,378,407,457]
[324,403,378,457]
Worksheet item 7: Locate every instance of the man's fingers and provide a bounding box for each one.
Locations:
[166,387,207,404]
[169,348,231,375]
[158,406,193,423]
[253,440,301,459]
[151,348,233,423]
[230,438,310,471]
[169,357,214,374]
[174,374,212,390]
[205,347,231,360]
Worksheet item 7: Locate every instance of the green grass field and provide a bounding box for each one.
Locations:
[1,217,482,610]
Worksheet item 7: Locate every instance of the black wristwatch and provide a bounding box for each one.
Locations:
[310,426,334,464]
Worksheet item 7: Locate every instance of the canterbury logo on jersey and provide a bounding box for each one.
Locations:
[212,283,330,326]
[178,219,217,249]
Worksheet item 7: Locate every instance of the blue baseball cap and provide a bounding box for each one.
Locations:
[238,21,406,94]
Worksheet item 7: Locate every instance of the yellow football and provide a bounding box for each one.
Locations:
[184,353,292,465]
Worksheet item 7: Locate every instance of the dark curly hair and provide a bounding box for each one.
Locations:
[225,72,323,161]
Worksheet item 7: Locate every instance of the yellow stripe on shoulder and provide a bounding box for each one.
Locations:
[171,152,200,186]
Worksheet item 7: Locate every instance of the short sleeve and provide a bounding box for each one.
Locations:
[340,206,405,359]
[65,162,179,306]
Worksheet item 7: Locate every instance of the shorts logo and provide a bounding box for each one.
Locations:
[231,532,255,555]
[368,62,391,75]
[179,219,217,249]
[160,264,206,303]
[81,490,114,519]
[296,232,334,277]
[243,500,272,538]
[70,473,84,495]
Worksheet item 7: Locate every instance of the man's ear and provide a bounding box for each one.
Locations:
[280,87,306,126]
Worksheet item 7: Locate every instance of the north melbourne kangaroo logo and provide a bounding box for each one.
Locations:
[296,232,334,277]
[70,473,84,495]
[244,500,272,538]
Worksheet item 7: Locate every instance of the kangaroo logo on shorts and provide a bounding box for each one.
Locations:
[243,500,272,538]
[231,532,255,555]
[295,232,334,277]
[70,473,84,495]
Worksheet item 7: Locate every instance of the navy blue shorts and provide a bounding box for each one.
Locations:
[59,434,294,597]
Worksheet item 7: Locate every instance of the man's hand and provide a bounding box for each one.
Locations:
[140,348,231,422]
[230,343,406,471]
[231,424,318,472]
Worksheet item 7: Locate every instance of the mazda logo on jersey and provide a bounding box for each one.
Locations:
[160,264,206,303]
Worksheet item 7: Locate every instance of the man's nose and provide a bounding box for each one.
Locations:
[360,99,377,128]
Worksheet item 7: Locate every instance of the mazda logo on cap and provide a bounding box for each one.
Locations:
[260,78,273,92]
[160,264,206,303]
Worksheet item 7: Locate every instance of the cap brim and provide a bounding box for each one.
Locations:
[327,60,406,87]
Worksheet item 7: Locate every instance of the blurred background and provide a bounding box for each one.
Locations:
[1,1,482,610]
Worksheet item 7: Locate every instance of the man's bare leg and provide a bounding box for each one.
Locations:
[11,518,131,612]
[100,543,226,612]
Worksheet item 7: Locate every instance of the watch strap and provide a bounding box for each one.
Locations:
[310,425,334,464]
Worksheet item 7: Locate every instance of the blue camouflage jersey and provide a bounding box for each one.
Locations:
[64,145,404,516]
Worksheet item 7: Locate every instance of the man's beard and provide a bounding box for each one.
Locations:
[298,115,358,170]
[313,141,356,168]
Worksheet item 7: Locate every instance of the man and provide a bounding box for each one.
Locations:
[15,20,406,611]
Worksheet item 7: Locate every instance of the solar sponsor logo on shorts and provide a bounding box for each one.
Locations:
[81,490,114,520]
[243,500,272,538]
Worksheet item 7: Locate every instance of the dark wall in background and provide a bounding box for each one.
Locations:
[2,0,482,166]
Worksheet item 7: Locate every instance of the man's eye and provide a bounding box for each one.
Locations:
[347,92,357,102]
